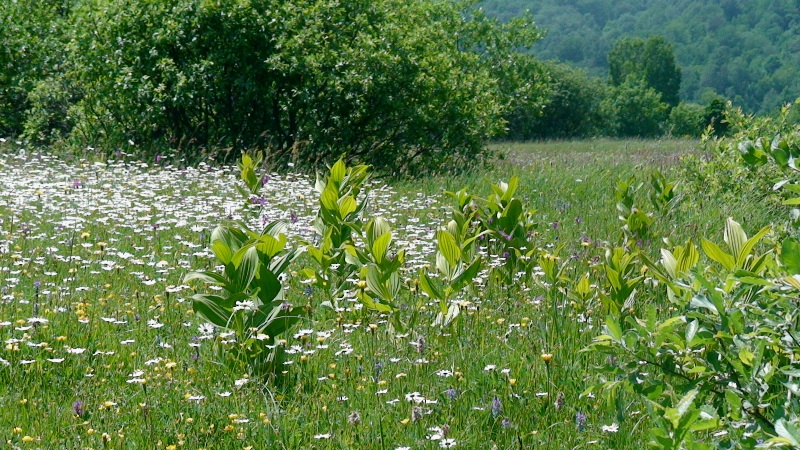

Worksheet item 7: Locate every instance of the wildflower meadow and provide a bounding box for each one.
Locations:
[2,124,800,449]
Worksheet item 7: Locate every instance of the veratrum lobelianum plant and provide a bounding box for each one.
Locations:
[185,221,303,381]
[585,217,800,449]
[301,159,370,307]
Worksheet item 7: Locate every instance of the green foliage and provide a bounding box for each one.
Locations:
[609,35,681,109]
[0,1,68,137]
[184,220,304,381]
[21,0,546,174]
[668,102,705,138]
[183,152,305,380]
[482,0,800,114]
[303,159,370,304]
[352,217,407,320]
[703,97,731,137]
[587,217,800,448]
[480,177,540,279]
[602,79,669,138]
[505,62,607,140]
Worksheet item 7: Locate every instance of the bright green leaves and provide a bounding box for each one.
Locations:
[615,176,656,240]
[436,230,461,275]
[587,216,799,448]
[600,246,642,317]
[184,221,302,381]
[477,176,540,282]
[237,152,263,200]
[305,159,371,303]
[780,237,800,274]
[419,225,483,329]
[699,218,771,273]
[306,160,409,325]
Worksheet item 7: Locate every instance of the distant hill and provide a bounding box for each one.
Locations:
[481,0,800,114]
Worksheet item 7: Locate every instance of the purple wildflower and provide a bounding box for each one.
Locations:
[575,411,587,431]
[73,401,86,417]
[491,396,503,418]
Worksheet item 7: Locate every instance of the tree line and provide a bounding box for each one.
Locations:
[481,0,800,115]
[1,1,795,173]
[505,35,734,141]
[0,0,545,174]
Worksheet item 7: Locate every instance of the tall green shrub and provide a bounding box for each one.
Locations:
[0,1,69,137]
[602,79,668,138]
[505,62,606,140]
[38,0,545,173]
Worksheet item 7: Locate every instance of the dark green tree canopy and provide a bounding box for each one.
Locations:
[482,0,800,114]
[609,35,681,108]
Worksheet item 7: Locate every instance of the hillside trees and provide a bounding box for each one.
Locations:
[609,35,681,108]
[481,0,800,114]
[18,0,547,174]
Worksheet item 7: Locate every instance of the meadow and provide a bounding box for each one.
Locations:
[0,137,789,449]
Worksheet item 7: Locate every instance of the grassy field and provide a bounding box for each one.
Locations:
[0,138,776,449]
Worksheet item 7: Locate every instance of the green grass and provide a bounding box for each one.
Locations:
[0,139,780,449]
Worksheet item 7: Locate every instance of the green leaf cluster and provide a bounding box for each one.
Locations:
[184,221,303,380]
[7,0,546,174]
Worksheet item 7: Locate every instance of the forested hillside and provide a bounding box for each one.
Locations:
[481,0,800,114]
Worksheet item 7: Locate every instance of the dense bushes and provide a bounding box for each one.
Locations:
[5,0,547,174]
[504,62,606,140]
[0,1,68,137]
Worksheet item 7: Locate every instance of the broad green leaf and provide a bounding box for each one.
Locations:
[211,239,234,265]
[192,295,232,328]
[450,257,482,293]
[367,217,391,246]
[677,240,700,274]
[660,248,678,278]
[605,265,622,291]
[723,217,747,259]
[690,294,719,315]
[338,195,357,218]
[605,316,623,342]
[503,198,523,223]
[320,186,340,215]
[783,197,800,206]
[184,270,230,288]
[255,268,281,304]
[685,319,699,345]
[371,230,392,265]
[330,159,346,184]
[575,272,591,296]
[419,272,443,300]
[262,220,289,238]
[781,237,800,274]
[502,176,519,204]
[700,238,735,271]
[771,136,791,167]
[437,229,461,268]
[735,224,770,269]
[738,348,754,366]
[366,265,392,303]
[232,245,259,290]
[775,419,800,446]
